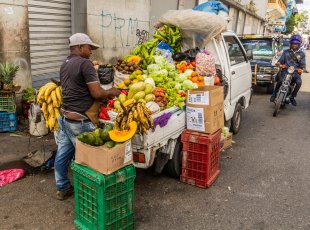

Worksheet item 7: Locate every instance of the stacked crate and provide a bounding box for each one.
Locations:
[0,92,17,132]
[71,162,135,230]
[180,129,221,188]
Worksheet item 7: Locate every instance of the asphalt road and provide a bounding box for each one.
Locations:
[1,52,310,230]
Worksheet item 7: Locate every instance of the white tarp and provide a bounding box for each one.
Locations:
[156,9,227,50]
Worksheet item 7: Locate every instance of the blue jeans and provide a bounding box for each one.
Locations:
[54,116,96,191]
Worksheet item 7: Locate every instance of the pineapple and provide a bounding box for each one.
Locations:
[0,62,19,90]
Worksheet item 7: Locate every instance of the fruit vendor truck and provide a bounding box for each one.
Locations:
[130,10,252,177]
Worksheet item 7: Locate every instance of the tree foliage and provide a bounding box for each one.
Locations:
[285,10,309,34]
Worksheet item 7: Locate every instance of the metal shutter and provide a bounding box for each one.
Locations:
[28,0,71,88]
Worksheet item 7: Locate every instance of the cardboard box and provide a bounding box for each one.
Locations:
[220,133,233,151]
[186,86,224,134]
[75,140,133,175]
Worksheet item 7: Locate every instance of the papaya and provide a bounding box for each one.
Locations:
[133,91,146,100]
[109,121,137,142]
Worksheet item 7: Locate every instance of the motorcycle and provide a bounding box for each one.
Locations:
[273,66,297,117]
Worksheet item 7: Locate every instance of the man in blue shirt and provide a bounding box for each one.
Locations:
[270,35,306,106]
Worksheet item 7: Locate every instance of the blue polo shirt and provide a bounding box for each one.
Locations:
[278,49,306,70]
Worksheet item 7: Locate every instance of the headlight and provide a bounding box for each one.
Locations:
[288,66,295,74]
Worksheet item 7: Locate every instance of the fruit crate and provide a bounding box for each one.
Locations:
[71,162,136,230]
[180,129,221,188]
[0,92,16,113]
[0,112,18,132]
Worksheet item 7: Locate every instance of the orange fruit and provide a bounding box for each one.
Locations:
[198,76,204,81]
[188,76,192,80]
[192,77,198,83]
[191,71,197,77]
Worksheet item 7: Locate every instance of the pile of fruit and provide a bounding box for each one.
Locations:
[113,101,153,135]
[116,70,145,89]
[114,59,141,75]
[37,82,62,131]
[77,123,116,147]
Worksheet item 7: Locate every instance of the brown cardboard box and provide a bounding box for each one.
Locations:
[186,86,224,134]
[75,140,133,175]
[220,133,232,151]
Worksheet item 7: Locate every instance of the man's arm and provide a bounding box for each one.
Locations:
[87,82,120,100]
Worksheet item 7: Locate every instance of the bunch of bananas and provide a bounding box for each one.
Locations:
[37,82,62,132]
[152,25,182,53]
[114,100,154,135]
[131,38,159,69]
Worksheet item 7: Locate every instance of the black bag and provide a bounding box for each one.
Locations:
[98,64,114,85]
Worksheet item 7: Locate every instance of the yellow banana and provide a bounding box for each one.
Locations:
[51,91,59,107]
[47,103,54,117]
[55,87,62,104]
[126,111,134,129]
[44,83,57,101]
[42,102,48,120]
[120,115,128,130]
[54,107,60,119]
[46,95,52,105]
[49,116,56,132]
[123,99,136,107]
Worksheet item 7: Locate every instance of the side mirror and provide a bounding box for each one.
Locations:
[246,49,253,60]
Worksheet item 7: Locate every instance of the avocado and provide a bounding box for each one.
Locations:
[83,133,96,146]
[100,123,114,141]
[94,136,104,146]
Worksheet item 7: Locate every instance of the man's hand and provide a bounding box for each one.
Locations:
[107,88,121,99]
[280,64,286,69]
[297,68,303,74]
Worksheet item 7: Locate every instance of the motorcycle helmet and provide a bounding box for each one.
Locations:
[290,35,302,44]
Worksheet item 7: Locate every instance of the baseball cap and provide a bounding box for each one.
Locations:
[69,33,100,50]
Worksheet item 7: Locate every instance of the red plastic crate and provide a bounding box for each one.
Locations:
[180,129,221,188]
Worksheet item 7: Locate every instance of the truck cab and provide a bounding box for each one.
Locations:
[240,35,280,93]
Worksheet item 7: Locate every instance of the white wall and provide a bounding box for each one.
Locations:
[87,0,151,63]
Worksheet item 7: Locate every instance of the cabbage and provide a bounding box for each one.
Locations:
[154,55,166,65]
[147,64,161,74]
[176,73,188,83]
[182,80,198,91]
[175,83,182,91]
[184,69,194,77]
[144,78,156,87]
[164,62,176,71]
[149,69,169,84]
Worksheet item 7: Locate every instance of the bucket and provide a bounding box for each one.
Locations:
[28,110,49,137]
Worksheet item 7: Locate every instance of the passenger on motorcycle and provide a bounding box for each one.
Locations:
[270,35,306,106]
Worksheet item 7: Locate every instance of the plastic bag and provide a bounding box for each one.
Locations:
[98,64,114,85]
[114,70,129,86]
[193,1,229,14]
[0,169,24,186]
[196,50,216,77]
[174,47,201,62]
[157,9,227,50]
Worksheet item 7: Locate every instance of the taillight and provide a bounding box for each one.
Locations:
[133,152,146,163]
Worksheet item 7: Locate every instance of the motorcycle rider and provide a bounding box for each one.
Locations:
[270,35,306,106]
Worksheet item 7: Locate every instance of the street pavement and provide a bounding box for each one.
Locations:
[0,51,310,230]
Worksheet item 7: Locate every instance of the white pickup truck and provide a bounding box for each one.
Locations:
[104,11,253,177]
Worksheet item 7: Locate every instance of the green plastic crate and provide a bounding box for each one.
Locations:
[0,92,16,113]
[71,162,136,230]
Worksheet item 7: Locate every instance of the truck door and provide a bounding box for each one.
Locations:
[223,35,251,106]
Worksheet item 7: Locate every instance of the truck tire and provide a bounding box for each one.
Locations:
[230,103,242,134]
[166,138,183,178]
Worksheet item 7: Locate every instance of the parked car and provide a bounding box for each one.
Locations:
[240,35,280,93]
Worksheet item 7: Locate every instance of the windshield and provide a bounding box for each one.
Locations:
[241,39,273,61]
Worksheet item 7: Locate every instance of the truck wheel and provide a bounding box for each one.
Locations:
[166,138,183,178]
[266,83,274,94]
[230,103,242,134]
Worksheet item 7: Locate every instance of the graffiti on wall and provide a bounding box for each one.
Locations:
[100,10,150,48]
